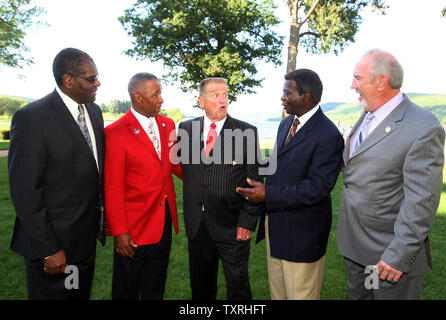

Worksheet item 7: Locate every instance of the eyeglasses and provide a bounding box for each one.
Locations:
[68,72,99,84]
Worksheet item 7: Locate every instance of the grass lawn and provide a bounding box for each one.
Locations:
[0,156,445,300]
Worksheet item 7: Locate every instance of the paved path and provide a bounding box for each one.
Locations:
[0,150,8,157]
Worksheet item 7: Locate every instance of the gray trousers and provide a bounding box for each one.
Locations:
[344,257,424,300]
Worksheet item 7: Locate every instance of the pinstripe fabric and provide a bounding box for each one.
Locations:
[179,114,261,299]
[179,115,262,242]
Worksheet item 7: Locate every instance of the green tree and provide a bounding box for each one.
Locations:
[99,103,109,113]
[442,6,445,16]
[0,94,26,115]
[119,0,284,103]
[285,0,386,73]
[0,0,45,68]
[281,0,386,118]
[108,99,131,114]
[161,107,184,123]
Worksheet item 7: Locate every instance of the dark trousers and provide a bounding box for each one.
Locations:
[344,257,424,300]
[24,248,96,300]
[112,202,172,300]
[188,221,252,300]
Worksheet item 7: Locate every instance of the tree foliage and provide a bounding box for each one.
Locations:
[0,95,27,115]
[285,0,387,73]
[119,0,284,102]
[107,99,132,114]
[160,107,184,123]
[0,0,44,68]
[442,6,445,17]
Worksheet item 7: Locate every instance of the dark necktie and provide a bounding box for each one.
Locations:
[77,104,94,155]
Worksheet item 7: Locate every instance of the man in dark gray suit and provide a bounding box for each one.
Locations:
[337,49,445,299]
[8,48,106,299]
[177,77,261,300]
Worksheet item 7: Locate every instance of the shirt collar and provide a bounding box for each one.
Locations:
[131,106,156,128]
[204,115,227,130]
[295,105,319,126]
[56,86,80,115]
[371,92,404,123]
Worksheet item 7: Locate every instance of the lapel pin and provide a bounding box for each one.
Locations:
[385,126,391,133]
[134,128,140,134]
[162,122,166,127]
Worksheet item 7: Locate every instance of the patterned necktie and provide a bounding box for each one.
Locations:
[284,117,300,146]
[290,117,300,137]
[352,112,374,153]
[148,118,161,159]
[77,104,94,154]
[205,122,217,158]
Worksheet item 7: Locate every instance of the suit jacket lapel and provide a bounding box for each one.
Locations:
[348,99,408,161]
[276,115,293,153]
[344,111,366,164]
[50,91,98,170]
[155,115,168,161]
[279,108,322,155]
[125,110,160,160]
[85,103,104,173]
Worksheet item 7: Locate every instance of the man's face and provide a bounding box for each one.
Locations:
[65,59,100,104]
[134,80,164,118]
[281,80,307,117]
[198,82,229,122]
[351,55,380,112]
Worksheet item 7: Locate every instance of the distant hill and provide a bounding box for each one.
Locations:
[320,102,345,112]
[324,93,446,126]
[4,95,35,103]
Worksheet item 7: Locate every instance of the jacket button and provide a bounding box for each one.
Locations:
[160,203,164,207]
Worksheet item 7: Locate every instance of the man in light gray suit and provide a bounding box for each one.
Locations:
[337,49,445,300]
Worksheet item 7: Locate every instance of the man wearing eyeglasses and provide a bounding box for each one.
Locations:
[8,47,106,300]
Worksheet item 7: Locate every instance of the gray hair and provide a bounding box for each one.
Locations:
[199,77,227,97]
[363,49,404,89]
[128,72,159,97]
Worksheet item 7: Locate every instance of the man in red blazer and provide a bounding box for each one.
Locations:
[104,72,182,299]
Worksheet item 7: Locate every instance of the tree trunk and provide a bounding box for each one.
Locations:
[282,0,300,119]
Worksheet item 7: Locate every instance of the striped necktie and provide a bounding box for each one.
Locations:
[284,117,300,146]
[352,112,374,153]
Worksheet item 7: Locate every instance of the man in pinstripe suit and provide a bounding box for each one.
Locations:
[337,49,445,299]
[177,78,261,300]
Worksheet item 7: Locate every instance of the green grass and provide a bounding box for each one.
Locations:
[0,156,445,300]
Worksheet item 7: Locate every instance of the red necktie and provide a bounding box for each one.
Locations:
[205,122,217,158]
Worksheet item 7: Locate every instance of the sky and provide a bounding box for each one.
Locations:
[0,0,445,119]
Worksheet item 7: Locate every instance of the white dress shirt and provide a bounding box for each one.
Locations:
[203,115,227,142]
[131,106,161,149]
[292,105,320,134]
[55,86,98,169]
